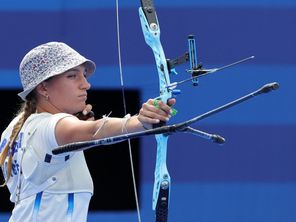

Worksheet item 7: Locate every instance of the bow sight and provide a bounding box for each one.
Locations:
[165,34,255,90]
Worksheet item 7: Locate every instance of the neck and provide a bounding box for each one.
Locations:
[36,98,62,114]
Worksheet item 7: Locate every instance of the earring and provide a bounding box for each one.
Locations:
[45,94,49,101]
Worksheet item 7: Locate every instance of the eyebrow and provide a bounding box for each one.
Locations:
[65,68,80,73]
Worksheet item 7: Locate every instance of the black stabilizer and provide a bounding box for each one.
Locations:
[212,135,226,144]
[259,82,280,93]
[52,142,91,154]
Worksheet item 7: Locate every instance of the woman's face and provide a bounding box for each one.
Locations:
[44,64,91,114]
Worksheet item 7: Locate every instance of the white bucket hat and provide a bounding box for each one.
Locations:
[18,41,96,101]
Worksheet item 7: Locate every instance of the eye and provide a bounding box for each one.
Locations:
[66,72,77,78]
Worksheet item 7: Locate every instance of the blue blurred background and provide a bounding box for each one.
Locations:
[0,0,295,221]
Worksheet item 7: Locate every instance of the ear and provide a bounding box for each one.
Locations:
[35,82,48,98]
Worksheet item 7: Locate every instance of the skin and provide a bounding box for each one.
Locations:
[34,64,176,146]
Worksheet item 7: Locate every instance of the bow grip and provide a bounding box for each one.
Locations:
[152,98,177,128]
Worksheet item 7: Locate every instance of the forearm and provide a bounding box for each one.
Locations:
[56,98,175,145]
[92,115,147,139]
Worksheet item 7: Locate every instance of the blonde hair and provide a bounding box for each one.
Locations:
[0,94,37,186]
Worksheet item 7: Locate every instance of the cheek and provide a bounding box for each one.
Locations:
[48,85,73,105]
[50,82,71,96]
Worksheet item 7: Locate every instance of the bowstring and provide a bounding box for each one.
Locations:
[115,1,142,221]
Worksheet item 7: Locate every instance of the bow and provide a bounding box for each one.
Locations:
[138,1,174,221]
[138,1,256,221]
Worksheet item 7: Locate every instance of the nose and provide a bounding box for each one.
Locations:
[80,75,91,90]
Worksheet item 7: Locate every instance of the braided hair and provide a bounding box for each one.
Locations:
[0,93,37,186]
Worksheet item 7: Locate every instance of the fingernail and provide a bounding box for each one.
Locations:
[83,110,87,115]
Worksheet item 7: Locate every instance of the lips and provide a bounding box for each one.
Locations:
[78,93,87,100]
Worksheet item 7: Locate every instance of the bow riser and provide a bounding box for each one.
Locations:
[139,5,172,221]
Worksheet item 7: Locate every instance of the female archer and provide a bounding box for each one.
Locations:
[0,42,175,222]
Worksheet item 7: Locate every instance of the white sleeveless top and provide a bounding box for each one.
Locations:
[1,113,94,222]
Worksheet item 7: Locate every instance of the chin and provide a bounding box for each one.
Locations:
[78,103,87,111]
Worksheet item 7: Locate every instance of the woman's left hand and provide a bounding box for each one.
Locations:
[137,98,176,129]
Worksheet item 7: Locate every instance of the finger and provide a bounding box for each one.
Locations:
[167,98,176,106]
[139,107,170,122]
[147,98,155,105]
[138,112,160,124]
[82,104,93,115]
[143,102,170,119]
[154,100,174,116]
[76,111,95,121]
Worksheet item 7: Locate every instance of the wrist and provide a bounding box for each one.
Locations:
[136,115,151,130]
